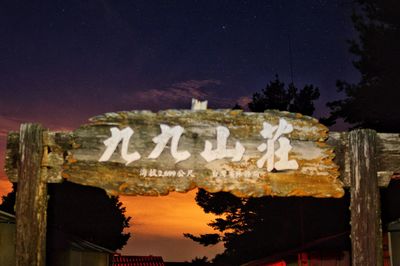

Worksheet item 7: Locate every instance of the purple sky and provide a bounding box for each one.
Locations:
[0,0,359,261]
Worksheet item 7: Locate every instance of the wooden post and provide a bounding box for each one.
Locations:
[15,124,47,266]
[349,129,383,266]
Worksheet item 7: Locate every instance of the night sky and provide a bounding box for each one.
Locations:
[0,0,358,261]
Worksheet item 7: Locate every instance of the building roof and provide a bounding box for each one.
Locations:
[69,237,115,254]
[0,209,15,224]
[388,219,400,231]
[113,255,165,266]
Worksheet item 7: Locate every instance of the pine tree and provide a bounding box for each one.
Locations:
[326,0,400,132]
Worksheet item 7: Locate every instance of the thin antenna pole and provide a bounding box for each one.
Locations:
[288,34,294,84]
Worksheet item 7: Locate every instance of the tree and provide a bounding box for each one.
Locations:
[248,75,320,116]
[0,181,131,251]
[326,0,400,132]
[184,77,349,265]
[190,256,212,265]
[186,190,350,265]
[0,184,16,214]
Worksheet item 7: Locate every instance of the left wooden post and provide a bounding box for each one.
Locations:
[15,124,47,266]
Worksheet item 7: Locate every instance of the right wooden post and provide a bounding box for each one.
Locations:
[349,129,383,266]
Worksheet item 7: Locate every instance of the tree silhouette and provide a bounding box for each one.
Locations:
[186,190,350,265]
[248,76,293,112]
[190,256,212,265]
[0,184,16,214]
[326,0,400,132]
[0,181,131,251]
[248,75,319,116]
[184,77,349,265]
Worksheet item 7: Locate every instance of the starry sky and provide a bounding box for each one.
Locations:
[0,0,358,262]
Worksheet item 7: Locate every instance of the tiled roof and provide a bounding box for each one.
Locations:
[113,255,165,266]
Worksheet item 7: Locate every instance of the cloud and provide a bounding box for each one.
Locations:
[123,80,221,110]
[236,96,252,110]
[123,79,257,112]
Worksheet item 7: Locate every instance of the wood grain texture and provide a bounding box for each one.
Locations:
[349,129,383,266]
[15,124,47,266]
[5,110,346,198]
[63,110,342,197]
[5,111,400,197]
[328,132,400,187]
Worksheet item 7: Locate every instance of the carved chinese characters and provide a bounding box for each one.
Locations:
[257,119,299,171]
[98,118,298,172]
[53,109,343,197]
[201,126,245,162]
[99,127,140,165]
[147,124,190,163]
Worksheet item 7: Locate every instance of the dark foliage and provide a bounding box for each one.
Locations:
[190,256,212,265]
[326,0,400,132]
[232,103,243,110]
[248,75,319,116]
[381,180,400,227]
[0,181,131,251]
[47,181,130,251]
[188,191,351,265]
[0,184,16,214]
[184,233,221,246]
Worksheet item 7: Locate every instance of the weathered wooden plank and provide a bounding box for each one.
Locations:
[66,110,342,197]
[5,132,69,184]
[349,129,383,266]
[5,112,400,196]
[5,132,19,182]
[376,133,400,179]
[6,110,343,198]
[327,132,350,187]
[328,132,400,187]
[15,124,47,266]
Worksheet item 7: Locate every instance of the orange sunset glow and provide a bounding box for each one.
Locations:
[0,179,12,199]
[120,191,224,261]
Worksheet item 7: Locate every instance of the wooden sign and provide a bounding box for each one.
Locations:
[5,109,343,198]
[6,108,400,266]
